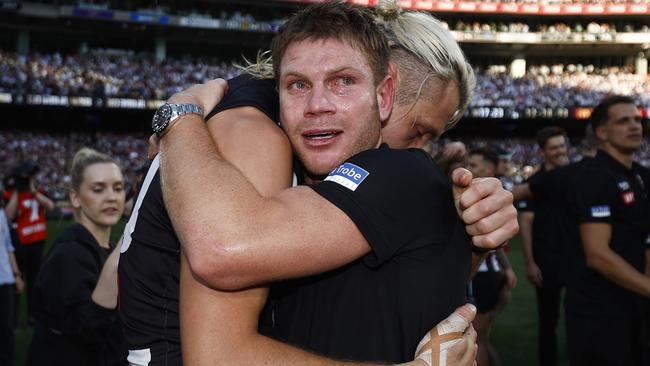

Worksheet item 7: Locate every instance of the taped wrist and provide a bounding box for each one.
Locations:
[414,312,468,366]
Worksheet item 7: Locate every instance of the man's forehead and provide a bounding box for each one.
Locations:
[279,38,371,77]
[608,103,640,119]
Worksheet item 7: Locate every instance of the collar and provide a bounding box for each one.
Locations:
[594,149,639,176]
[54,223,106,250]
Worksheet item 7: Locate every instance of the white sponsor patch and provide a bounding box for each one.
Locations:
[590,205,611,218]
[617,181,630,191]
[324,163,369,191]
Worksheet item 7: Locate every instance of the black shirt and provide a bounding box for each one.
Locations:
[29,223,126,366]
[527,164,578,283]
[566,150,650,316]
[526,159,594,285]
[117,74,279,365]
[260,145,472,363]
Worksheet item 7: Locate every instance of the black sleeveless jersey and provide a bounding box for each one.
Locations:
[117,74,278,366]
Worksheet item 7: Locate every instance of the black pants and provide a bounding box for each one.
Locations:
[14,240,45,324]
[566,312,641,366]
[535,280,563,366]
[0,284,15,366]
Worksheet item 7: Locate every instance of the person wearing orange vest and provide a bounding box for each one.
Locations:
[4,162,54,325]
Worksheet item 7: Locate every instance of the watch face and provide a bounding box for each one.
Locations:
[152,104,172,135]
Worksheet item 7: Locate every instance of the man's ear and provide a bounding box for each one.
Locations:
[594,124,607,142]
[376,73,395,123]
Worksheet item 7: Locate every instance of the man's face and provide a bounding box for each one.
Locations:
[278,38,392,182]
[542,135,569,169]
[381,79,460,149]
[467,154,495,178]
[598,103,644,154]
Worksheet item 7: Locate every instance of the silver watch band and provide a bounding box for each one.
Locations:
[169,103,203,122]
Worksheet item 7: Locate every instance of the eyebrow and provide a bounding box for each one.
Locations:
[281,66,359,81]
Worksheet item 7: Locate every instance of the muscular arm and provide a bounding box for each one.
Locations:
[160,81,515,290]
[176,105,359,365]
[175,105,435,366]
[580,223,650,298]
[159,82,373,290]
[161,112,369,290]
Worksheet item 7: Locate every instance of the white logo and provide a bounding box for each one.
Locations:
[617,181,630,191]
[324,163,370,191]
[590,205,611,218]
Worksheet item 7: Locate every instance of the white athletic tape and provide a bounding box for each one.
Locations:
[415,311,469,366]
[436,312,470,335]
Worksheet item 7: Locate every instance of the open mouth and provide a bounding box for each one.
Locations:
[304,130,342,141]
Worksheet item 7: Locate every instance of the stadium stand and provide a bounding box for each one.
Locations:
[1,1,649,366]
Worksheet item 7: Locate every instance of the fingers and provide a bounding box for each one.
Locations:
[436,303,476,336]
[461,182,514,225]
[452,168,473,217]
[452,168,473,190]
[460,325,478,366]
[414,304,477,366]
[526,273,542,287]
[468,217,519,251]
[445,324,478,366]
[460,179,519,249]
[168,78,229,117]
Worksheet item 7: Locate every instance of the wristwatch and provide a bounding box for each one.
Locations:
[151,103,204,137]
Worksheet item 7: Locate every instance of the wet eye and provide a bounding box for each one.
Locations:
[337,76,354,86]
[288,80,306,91]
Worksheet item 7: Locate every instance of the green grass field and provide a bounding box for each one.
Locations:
[14,220,566,366]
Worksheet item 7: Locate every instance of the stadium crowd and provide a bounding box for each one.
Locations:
[473,64,650,108]
[0,51,240,100]
[1,51,649,109]
[1,131,648,203]
[436,0,650,4]
[449,20,649,36]
[0,131,149,202]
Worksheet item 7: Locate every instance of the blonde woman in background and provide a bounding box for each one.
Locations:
[27,148,126,366]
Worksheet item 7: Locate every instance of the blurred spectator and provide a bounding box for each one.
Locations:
[0,194,24,366]
[27,148,126,366]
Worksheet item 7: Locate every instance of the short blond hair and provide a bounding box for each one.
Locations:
[375,0,475,130]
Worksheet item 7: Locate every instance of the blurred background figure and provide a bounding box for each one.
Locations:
[3,161,54,327]
[26,148,126,366]
[0,194,24,366]
[515,126,570,366]
[467,147,517,366]
[435,141,469,179]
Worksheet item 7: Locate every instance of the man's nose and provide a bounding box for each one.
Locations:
[305,84,335,116]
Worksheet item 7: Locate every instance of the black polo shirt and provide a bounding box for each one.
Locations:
[117,74,279,365]
[527,164,578,284]
[566,150,650,317]
[260,144,472,363]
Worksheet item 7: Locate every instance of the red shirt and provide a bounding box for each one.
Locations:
[5,190,47,245]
